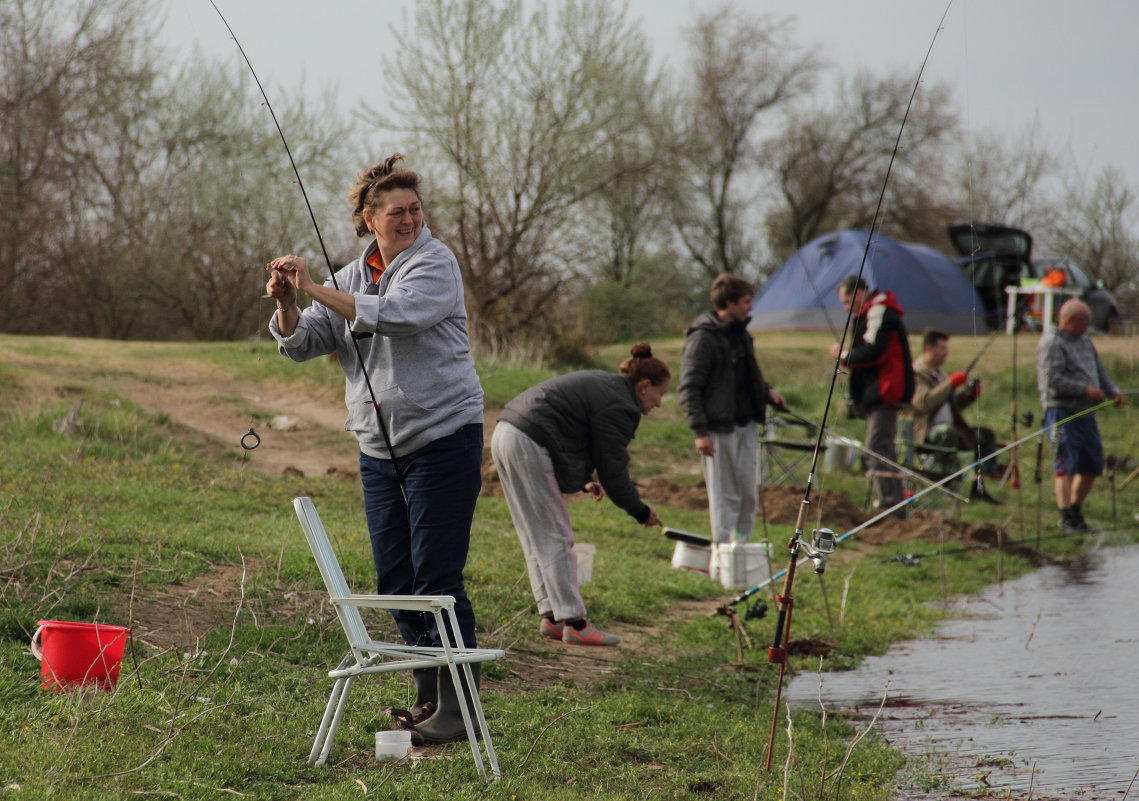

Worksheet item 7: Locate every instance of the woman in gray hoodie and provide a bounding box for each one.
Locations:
[265,154,483,744]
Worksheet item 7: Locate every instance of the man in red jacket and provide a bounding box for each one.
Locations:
[830,275,916,518]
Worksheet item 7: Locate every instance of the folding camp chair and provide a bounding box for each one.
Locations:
[292,496,505,780]
[758,414,825,485]
[899,419,967,513]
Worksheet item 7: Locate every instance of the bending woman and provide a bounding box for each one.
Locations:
[491,343,668,647]
[265,154,483,743]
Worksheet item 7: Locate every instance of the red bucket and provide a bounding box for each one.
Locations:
[30,620,131,691]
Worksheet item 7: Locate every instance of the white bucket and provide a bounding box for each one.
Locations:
[712,542,771,590]
[670,541,712,575]
[824,443,858,473]
[572,543,595,585]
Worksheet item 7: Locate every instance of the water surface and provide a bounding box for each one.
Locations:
[785,544,1139,798]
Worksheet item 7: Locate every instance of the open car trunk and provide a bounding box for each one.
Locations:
[947,223,1033,331]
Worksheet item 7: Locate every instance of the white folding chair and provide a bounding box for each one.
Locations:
[292,496,505,780]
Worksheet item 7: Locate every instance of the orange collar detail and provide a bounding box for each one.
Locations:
[366,250,385,284]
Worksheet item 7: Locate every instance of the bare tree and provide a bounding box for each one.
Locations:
[0,0,161,334]
[764,69,957,262]
[584,55,676,288]
[379,0,665,350]
[1,0,356,340]
[135,62,356,340]
[671,5,817,280]
[950,120,1061,232]
[1047,166,1139,315]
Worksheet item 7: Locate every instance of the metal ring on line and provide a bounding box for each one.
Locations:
[241,427,261,450]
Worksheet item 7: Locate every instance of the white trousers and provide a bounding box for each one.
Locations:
[702,423,759,544]
[490,421,587,621]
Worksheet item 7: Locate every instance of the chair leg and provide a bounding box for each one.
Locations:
[466,666,501,780]
[310,676,353,767]
[435,607,501,781]
[446,663,487,779]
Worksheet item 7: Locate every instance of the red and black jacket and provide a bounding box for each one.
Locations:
[843,290,915,415]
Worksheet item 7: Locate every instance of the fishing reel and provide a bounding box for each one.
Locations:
[801,528,836,574]
[745,598,769,621]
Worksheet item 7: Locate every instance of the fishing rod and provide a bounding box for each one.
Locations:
[885,542,993,564]
[962,330,999,374]
[961,329,998,501]
[761,1,955,772]
[825,432,969,503]
[883,528,1079,565]
[726,399,1114,613]
[208,1,406,499]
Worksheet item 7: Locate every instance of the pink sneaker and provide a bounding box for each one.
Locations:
[562,620,620,646]
[538,617,565,639]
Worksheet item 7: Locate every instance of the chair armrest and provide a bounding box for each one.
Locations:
[762,439,824,452]
[330,594,455,613]
[908,441,959,456]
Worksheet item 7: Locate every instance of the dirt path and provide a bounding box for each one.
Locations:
[4,338,365,479]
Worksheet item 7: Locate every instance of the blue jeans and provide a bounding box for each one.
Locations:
[360,423,483,649]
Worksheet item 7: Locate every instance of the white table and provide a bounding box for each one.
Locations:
[1004,285,1082,334]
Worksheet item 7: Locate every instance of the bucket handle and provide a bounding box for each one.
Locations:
[30,624,44,660]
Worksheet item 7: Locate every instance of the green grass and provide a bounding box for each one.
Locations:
[1,333,1136,800]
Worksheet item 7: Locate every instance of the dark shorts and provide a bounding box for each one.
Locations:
[1044,407,1104,477]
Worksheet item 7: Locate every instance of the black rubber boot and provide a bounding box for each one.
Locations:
[412,663,481,744]
[1059,507,1078,532]
[410,667,438,720]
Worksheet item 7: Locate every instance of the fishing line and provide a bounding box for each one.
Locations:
[783,227,841,343]
[208,1,406,497]
[732,399,1113,610]
[758,1,954,771]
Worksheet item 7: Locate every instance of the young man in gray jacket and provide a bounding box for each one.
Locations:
[678,274,784,545]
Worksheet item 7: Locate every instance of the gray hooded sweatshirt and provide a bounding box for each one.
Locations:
[270,225,483,458]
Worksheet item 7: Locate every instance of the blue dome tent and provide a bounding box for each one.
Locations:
[749,230,986,336]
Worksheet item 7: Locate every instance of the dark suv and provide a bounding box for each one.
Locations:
[946,223,1121,332]
[946,224,1031,331]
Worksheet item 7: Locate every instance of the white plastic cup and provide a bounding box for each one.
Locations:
[375,729,413,762]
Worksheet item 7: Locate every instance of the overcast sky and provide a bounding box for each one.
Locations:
[161,0,1138,199]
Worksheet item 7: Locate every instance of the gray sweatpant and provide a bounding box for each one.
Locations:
[490,421,587,621]
[701,422,759,544]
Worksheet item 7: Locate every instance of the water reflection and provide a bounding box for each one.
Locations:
[785,544,1139,798]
